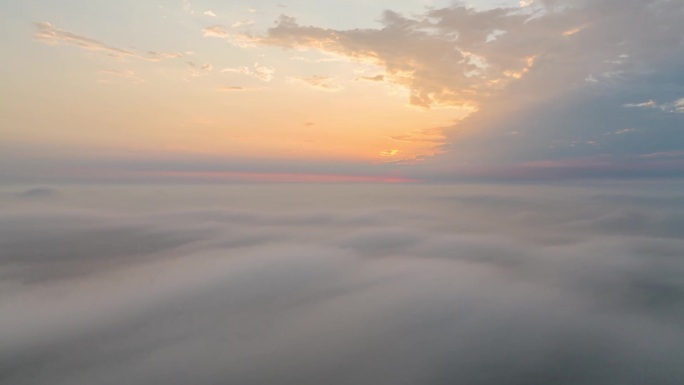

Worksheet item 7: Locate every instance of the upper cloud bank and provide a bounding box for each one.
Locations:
[1,182,684,384]
[238,0,684,178]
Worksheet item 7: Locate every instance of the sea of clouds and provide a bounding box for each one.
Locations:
[1,182,684,384]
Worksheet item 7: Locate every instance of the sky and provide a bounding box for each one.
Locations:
[2,0,683,183]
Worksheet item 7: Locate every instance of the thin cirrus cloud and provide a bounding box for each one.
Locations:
[33,22,188,62]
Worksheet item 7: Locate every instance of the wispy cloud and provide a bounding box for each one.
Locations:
[202,25,229,38]
[624,98,684,113]
[609,128,637,135]
[356,74,384,82]
[216,85,261,92]
[387,128,445,144]
[187,62,213,77]
[624,100,657,109]
[291,75,342,91]
[221,63,274,81]
[97,69,146,83]
[232,19,256,28]
[202,25,255,47]
[379,149,399,157]
[639,151,684,159]
[203,10,217,17]
[182,0,194,15]
[33,22,187,62]
[662,98,684,114]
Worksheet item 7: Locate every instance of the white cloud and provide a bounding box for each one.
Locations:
[625,98,684,113]
[624,100,657,109]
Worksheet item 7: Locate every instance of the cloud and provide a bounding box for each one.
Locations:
[221,63,274,81]
[98,69,146,83]
[186,62,213,77]
[609,128,637,135]
[379,149,399,157]
[33,22,187,62]
[2,183,684,384]
[291,75,342,91]
[216,86,262,92]
[248,3,681,110]
[16,187,61,201]
[202,25,255,47]
[217,86,245,91]
[182,0,194,15]
[202,25,229,38]
[253,64,275,81]
[232,1,684,178]
[220,66,250,75]
[356,74,384,82]
[639,151,684,159]
[231,19,256,28]
[203,10,217,17]
[661,98,684,114]
[623,100,658,109]
[245,9,540,108]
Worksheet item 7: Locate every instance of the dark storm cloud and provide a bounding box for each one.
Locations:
[1,183,684,384]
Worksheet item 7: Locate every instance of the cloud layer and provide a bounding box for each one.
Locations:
[238,0,684,176]
[2,182,684,384]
